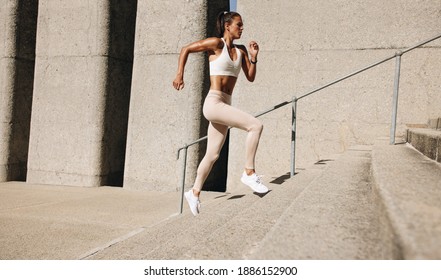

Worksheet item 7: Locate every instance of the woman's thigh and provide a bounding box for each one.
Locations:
[204,97,258,132]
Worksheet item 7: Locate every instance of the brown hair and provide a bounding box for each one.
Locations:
[216,11,241,37]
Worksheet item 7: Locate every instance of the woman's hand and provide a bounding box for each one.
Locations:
[248,41,259,61]
[173,74,184,90]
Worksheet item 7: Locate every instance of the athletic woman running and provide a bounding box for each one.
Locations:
[173,11,268,216]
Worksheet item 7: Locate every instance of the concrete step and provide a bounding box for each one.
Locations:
[87,142,441,260]
[182,165,326,259]
[86,183,267,259]
[407,128,441,163]
[371,140,441,259]
[250,146,398,259]
[89,146,391,260]
[88,165,329,259]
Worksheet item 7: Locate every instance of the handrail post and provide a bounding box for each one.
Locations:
[291,97,297,177]
[179,146,188,214]
[390,52,402,145]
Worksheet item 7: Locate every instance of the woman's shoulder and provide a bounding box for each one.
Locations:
[210,37,225,46]
[200,37,224,49]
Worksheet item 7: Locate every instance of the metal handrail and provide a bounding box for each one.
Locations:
[177,32,441,213]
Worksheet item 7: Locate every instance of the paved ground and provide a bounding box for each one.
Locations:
[0,182,220,259]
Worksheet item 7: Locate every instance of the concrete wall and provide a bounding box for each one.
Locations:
[1,0,440,192]
[225,0,441,189]
[0,0,38,181]
[27,0,136,187]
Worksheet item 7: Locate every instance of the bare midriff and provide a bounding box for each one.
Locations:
[209,75,237,95]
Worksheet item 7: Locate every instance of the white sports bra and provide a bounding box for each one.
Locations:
[209,38,242,78]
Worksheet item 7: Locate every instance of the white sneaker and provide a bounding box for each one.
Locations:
[184,190,200,216]
[241,172,269,193]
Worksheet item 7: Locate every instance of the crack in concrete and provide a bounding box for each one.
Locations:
[77,212,180,260]
[78,227,146,260]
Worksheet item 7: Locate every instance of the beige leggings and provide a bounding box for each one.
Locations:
[193,90,263,192]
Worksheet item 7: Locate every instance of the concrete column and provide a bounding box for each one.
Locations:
[123,0,229,191]
[27,0,136,187]
[0,0,38,181]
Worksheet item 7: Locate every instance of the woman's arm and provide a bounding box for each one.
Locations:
[239,41,259,82]
[173,37,220,90]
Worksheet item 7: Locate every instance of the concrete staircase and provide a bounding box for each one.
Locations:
[407,117,441,163]
[86,134,441,260]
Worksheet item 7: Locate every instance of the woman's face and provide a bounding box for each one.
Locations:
[226,16,243,39]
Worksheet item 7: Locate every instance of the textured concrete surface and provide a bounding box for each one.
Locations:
[372,140,441,259]
[27,1,136,187]
[0,182,188,259]
[407,128,441,163]
[2,143,440,260]
[251,146,398,259]
[1,1,440,191]
[89,167,328,260]
[0,0,37,181]
[428,118,441,130]
[228,0,441,190]
[88,146,397,260]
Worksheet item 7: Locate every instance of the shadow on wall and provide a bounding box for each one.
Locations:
[5,0,39,181]
[199,0,231,192]
[100,0,138,186]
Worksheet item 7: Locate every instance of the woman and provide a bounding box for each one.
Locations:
[173,11,268,216]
